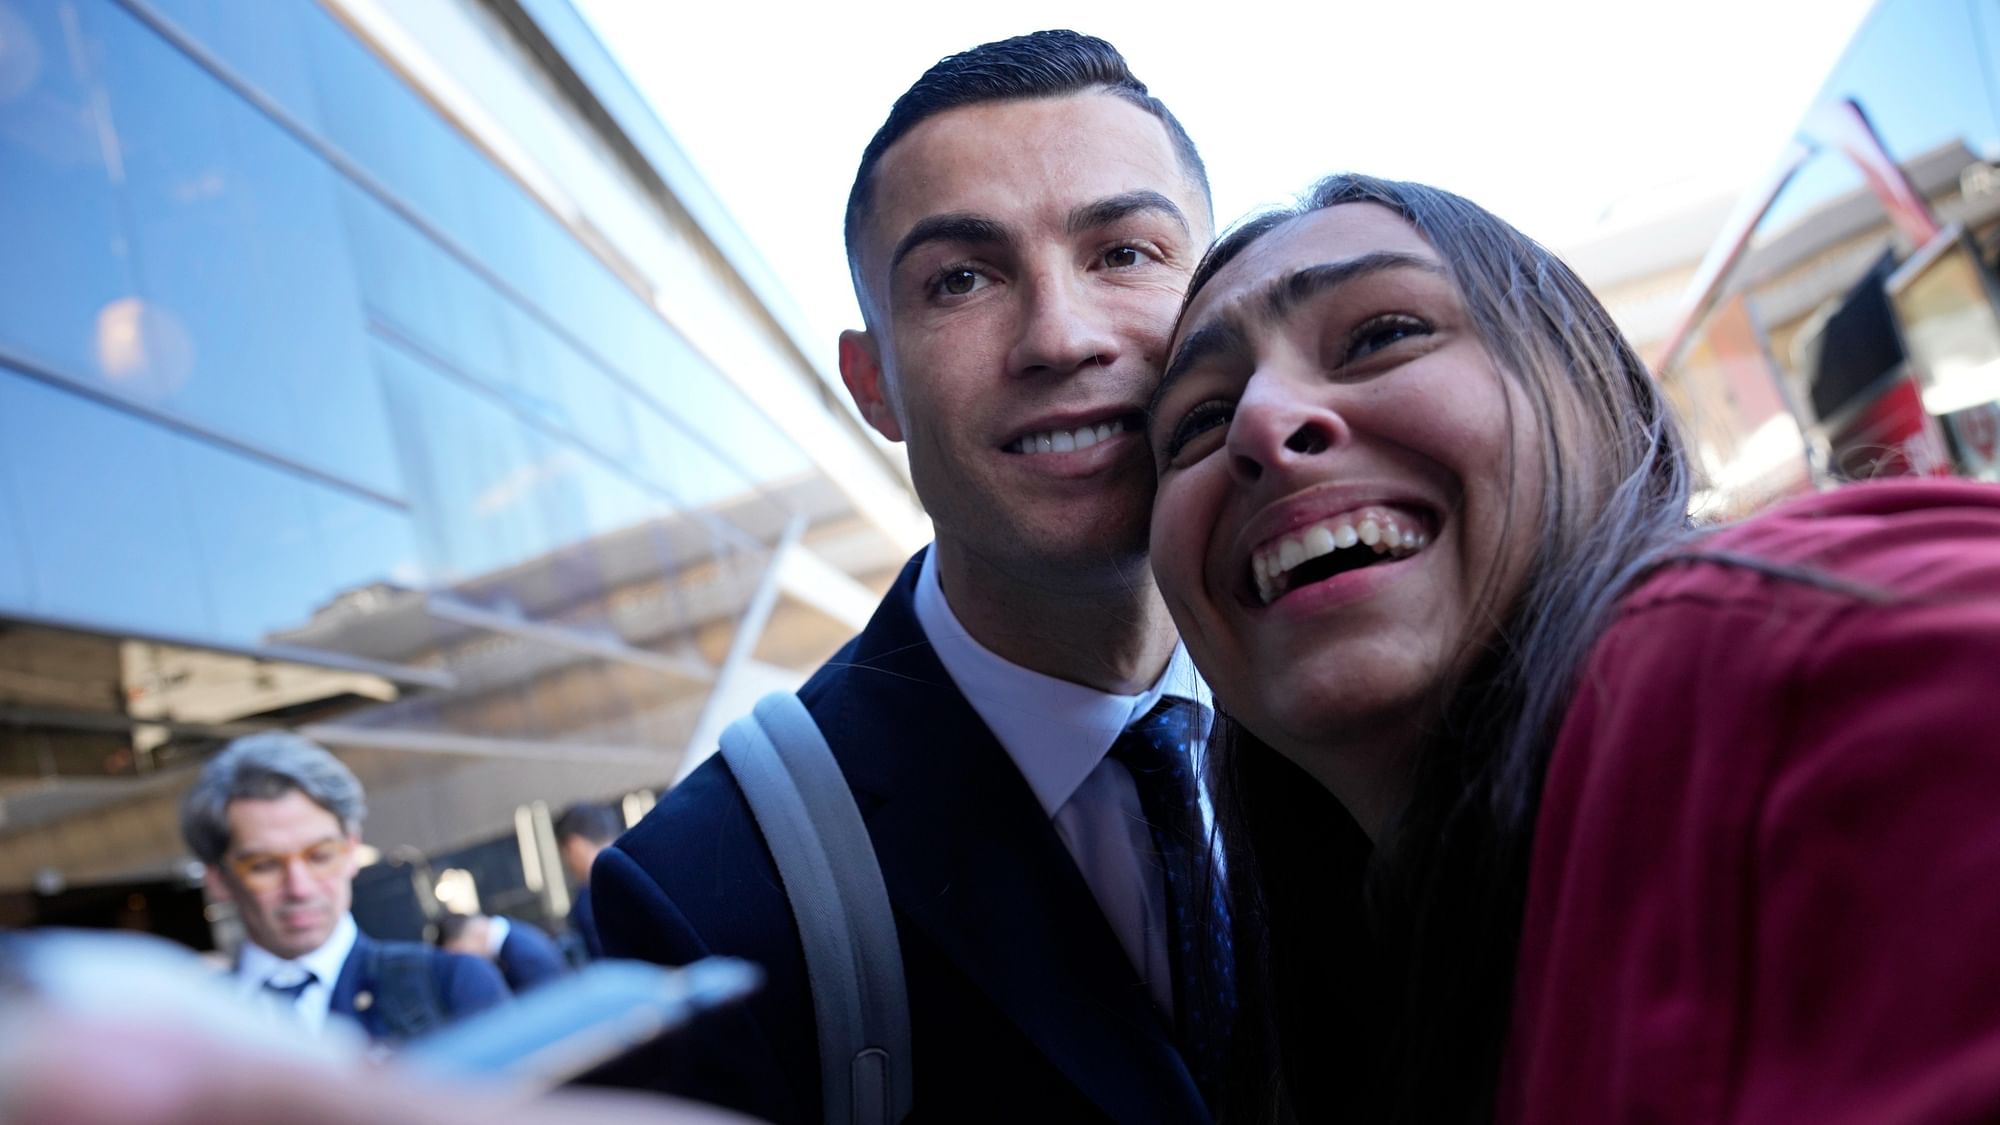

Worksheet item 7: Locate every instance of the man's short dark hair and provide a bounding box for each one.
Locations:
[554,801,624,847]
[842,30,1210,291]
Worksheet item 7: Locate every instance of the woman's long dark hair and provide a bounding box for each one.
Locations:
[1190,175,1695,1123]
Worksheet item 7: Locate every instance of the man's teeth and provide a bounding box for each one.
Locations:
[1008,420,1126,454]
[1251,509,1429,605]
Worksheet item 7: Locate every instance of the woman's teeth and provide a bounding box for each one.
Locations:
[1007,419,1127,454]
[1251,508,1429,605]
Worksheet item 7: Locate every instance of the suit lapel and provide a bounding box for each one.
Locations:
[807,553,1208,1123]
[327,933,380,1039]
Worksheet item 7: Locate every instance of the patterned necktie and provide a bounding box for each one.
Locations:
[262,968,317,1008]
[1109,696,1235,1105]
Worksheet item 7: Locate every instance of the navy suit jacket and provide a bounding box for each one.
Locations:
[569,883,602,960]
[496,919,568,992]
[328,932,509,1043]
[594,550,1209,1124]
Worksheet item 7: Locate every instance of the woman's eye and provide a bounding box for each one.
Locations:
[1164,400,1235,460]
[1102,245,1144,269]
[1345,314,1431,362]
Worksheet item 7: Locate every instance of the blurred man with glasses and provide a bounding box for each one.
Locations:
[180,732,508,1043]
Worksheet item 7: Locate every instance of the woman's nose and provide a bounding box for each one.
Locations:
[1225,375,1343,485]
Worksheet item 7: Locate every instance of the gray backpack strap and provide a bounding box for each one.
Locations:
[719,691,912,1125]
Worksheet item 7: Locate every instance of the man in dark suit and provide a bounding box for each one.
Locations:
[596,31,1222,1124]
[555,801,623,961]
[180,733,509,1044]
[437,911,568,993]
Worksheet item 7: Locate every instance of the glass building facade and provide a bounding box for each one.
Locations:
[0,0,923,938]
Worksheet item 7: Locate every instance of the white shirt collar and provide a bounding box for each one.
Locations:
[238,911,358,992]
[913,545,1212,819]
[485,915,511,956]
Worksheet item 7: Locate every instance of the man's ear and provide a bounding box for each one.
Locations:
[203,865,231,902]
[838,329,904,442]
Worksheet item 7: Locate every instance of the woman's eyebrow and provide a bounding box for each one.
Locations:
[1261,252,1443,321]
[1153,320,1249,417]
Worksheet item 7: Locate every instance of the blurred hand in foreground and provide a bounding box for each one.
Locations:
[0,1009,765,1125]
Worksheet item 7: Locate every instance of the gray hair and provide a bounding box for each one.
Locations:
[180,732,367,864]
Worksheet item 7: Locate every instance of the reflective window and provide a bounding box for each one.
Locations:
[0,414,31,609]
[0,364,423,650]
[314,487,428,601]
[95,5,398,497]
[0,0,139,385]
[173,437,349,646]
[373,340,559,584]
[338,182,514,397]
[0,370,210,638]
[500,305,638,465]
[139,0,322,133]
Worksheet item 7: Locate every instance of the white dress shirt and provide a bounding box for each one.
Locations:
[235,911,358,1035]
[484,914,512,956]
[914,547,1212,1017]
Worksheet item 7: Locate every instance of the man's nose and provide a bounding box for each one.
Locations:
[281,856,317,896]
[1007,271,1119,378]
[1226,372,1345,486]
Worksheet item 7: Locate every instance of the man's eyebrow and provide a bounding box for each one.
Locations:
[1067,190,1190,237]
[888,213,1011,274]
[1151,252,1445,416]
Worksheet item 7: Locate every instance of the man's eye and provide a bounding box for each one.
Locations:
[931,268,988,298]
[1102,246,1144,269]
[243,858,280,875]
[1345,314,1431,362]
[1164,400,1235,460]
[305,844,341,867]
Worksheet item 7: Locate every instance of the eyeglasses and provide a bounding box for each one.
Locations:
[225,837,353,892]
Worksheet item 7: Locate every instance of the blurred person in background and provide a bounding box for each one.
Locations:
[181,733,510,1044]
[554,801,623,962]
[436,911,568,994]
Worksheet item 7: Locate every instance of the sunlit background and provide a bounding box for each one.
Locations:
[2,0,1996,952]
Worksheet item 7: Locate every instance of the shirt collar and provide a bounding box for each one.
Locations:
[914,544,1212,819]
[238,911,358,991]
[485,915,511,956]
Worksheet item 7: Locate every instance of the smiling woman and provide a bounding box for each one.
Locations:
[1148,174,2000,1123]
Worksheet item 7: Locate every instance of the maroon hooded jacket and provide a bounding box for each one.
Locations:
[1502,479,2000,1124]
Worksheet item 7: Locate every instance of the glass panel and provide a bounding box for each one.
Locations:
[172,437,340,646]
[0,414,32,610]
[94,5,397,497]
[372,339,555,584]
[0,0,139,384]
[499,305,637,463]
[301,3,465,248]
[138,0,321,132]
[0,371,211,638]
[314,487,428,603]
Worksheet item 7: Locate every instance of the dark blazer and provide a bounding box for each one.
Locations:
[328,931,509,1043]
[569,883,602,961]
[594,550,1208,1124]
[496,918,568,993]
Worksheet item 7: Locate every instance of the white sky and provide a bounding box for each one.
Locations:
[574,0,1879,368]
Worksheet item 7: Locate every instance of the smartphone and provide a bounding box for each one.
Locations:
[394,955,761,1090]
